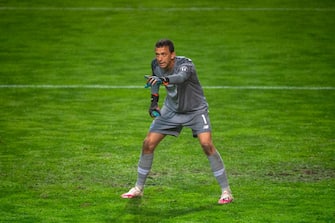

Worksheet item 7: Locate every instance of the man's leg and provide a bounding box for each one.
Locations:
[135,153,153,189]
[198,132,233,204]
[121,132,165,198]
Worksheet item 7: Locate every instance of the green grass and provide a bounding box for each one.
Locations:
[1,0,334,222]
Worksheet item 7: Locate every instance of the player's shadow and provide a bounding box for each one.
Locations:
[113,197,216,222]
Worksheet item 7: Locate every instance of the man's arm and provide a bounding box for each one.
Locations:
[148,93,160,118]
[167,65,192,84]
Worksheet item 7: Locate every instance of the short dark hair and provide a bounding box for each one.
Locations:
[155,39,174,53]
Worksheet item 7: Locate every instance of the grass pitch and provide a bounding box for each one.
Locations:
[0,0,334,222]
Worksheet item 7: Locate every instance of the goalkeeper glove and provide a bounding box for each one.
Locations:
[149,94,161,118]
[144,75,169,88]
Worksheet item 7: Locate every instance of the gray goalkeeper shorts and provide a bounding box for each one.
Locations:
[149,106,212,137]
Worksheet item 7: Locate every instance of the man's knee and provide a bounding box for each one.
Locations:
[142,133,164,153]
[142,137,154,153]
[200,141,216,155]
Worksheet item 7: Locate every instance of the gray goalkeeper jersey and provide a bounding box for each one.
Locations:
[150,56,208,113]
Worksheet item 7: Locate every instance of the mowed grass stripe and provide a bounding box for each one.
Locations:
[1,7,335,11]
[0,85,334,90]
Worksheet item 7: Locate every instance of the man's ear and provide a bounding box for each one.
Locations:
[171,52,176,60]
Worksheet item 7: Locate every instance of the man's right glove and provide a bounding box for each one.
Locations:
[149,94,161,118]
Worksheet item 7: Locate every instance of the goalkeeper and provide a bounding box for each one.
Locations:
[121,39,233,204]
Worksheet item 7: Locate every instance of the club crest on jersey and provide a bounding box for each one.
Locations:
[181,66,188,72]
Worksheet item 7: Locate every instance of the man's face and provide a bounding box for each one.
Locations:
[155,46,175,71]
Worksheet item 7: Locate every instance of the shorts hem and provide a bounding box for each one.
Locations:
[149,129,179,137]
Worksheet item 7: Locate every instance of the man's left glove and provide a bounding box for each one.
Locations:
[145,75,169,88]
[149,94,161,118]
